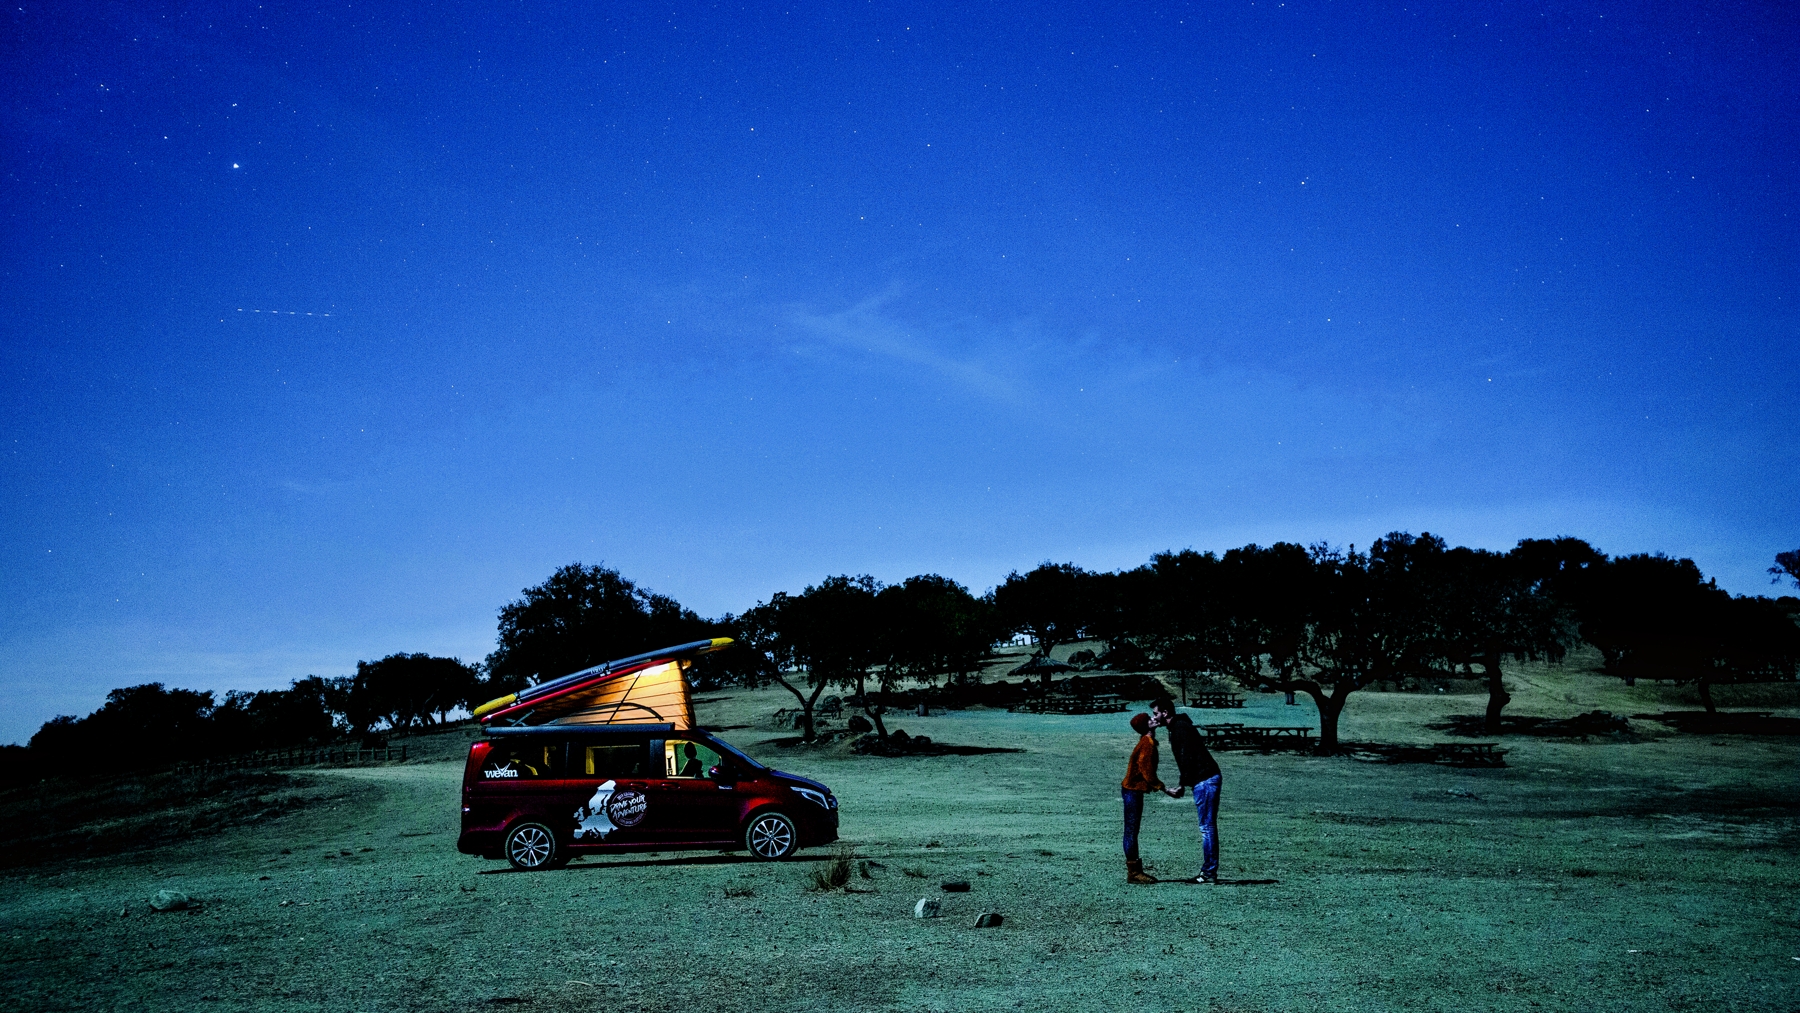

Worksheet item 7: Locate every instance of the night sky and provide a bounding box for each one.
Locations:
[3,2,1795,743]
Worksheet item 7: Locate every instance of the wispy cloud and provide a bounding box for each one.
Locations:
[787,288,1029,405]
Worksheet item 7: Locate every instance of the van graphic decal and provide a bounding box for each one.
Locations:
[574,780,645,840]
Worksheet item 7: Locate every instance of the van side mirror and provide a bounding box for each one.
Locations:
[707,763,734,784]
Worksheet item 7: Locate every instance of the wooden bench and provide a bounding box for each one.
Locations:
[1188,692,1245,709]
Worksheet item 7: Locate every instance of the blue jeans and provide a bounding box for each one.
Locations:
[1121,788,1145,860]
[1191,775,1221,878]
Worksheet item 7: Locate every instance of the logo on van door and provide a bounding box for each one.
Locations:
[606,790,647,827]
[574,781,650,840]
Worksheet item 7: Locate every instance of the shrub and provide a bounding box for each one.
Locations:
[808,847,855,891]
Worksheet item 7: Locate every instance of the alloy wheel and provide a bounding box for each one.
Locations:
[746,812,796,859]
[506,824,557,870]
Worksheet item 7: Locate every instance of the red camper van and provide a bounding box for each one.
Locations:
[456,639,839,870]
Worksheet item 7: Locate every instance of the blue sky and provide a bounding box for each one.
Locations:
[3,1,1796,743]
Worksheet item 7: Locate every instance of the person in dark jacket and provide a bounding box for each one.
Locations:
[1151,696,1221,884]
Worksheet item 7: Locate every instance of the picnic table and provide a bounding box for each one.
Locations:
[1430,742,1508,767]
[1008,693,1128,716]
[1188,692,1245,709]
[1200,723,1315,750]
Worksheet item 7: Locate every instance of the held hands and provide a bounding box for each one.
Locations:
[1163,786,1185,799]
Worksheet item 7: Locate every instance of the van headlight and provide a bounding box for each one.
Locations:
[791,786,830,809]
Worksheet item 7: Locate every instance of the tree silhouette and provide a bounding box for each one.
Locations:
[1115,550,1236,704]
[1249,535,1446,752]
[1079,568,1144,665]
[350,654,483,730]
[1706,594,1800,709]
[1217,542,1316,695]
[878,575,996,687]
[784,576,890,739]
[211,677,341,750]
[1432,546,1579,733]
[1568,553,1799,711]
[28,683,217,772]
[1512,536,1607,601]
[994,562,1094,686]
[486,563,715,691]
[723,594,815,741]
[1575,554,1720,687]
[1772,549,1800,590]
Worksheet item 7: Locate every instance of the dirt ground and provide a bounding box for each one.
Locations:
[2,660,1796,1012]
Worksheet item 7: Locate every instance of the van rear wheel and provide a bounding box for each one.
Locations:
[505,822,559,871]
[744,811,797,860]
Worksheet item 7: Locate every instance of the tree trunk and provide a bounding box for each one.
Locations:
[1479,650,1510,735]
[1281,677,1351,753]
[856,675,881,739]
[1301,684,1351,754]
[771,672,823,741]
[852,673,889,741]
[1035,633,1060,691]
[1274,657,1299,705]
[1697,678,1716,714]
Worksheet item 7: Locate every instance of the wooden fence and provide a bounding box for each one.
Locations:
[185,746,409,772]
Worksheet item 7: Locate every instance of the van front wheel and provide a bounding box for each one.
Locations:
[505,822,559,871]
[744,811,797,860]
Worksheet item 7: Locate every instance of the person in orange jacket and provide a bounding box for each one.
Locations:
[1121,711,1164,884]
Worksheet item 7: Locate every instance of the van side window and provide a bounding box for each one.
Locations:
[584,741,649,779]
[665,740,724,779]
[481,742,564,780]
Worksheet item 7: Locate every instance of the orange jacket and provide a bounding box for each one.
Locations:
[1122,733,1164,793]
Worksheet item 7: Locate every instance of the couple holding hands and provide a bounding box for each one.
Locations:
[1121,696,1221,885]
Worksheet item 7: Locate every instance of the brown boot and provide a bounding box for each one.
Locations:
[1126,858,1157,884]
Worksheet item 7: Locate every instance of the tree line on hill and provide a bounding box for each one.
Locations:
[1053,536,1798,749]
[15,542,1800,769]
[17,654,486,773]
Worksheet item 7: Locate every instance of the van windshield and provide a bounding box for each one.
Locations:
[703,734,765,772]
